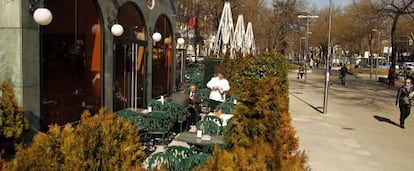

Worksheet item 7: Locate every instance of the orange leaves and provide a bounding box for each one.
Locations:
[212,52,307,170]
[0,81,29,155]
[6,109,145,170]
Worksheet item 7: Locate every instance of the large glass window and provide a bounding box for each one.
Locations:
[41,0,101,126]
[152,16,173,98]
[113,3,147,111]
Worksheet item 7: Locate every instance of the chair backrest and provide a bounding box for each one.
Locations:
[199,88,211,106]
[196,120,220,135]
[215,101,234,114]
[148,99,168,111]
[116,109,148,130]
[145,111,173,132]
[184,153,211,170]
[203,115,223,127]
[166,146,195,163]
[147,151,180,170]
[165,102,188,122]
[221,116,233,136]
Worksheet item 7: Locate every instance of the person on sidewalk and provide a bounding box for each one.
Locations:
[207,71,230,112]
[297,65,305,79]
[395,78,414,129]
[388,68,396,88]
[339,65,348,85]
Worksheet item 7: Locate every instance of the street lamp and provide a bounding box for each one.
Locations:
[323,0,332,114]
[298,14,319,79]
[372,29,381,80]
[299,37,306,64]
[177,38,186,84]
[29,0,53,25]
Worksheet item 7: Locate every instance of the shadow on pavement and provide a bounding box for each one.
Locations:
[373,115,400,128]
[290,92,323,113]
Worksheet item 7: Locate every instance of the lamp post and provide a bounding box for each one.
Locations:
[323,0,332,114]
[298,14,319,79]
[177,38,186,84]
[372,29,381,80]
[299,37,305,64]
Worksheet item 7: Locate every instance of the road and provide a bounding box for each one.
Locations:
[289,68,414,171]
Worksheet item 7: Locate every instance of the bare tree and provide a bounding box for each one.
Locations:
[379,0,414,85]
[270,0,306,53]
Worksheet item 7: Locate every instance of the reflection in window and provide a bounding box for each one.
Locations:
[113,3,147,111]
[41,0,101,127]
[152,16,173,98]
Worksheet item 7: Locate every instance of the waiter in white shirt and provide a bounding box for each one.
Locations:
[206,71,230,112]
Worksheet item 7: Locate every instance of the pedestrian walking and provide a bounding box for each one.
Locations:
[339,65,347,85]
[395,78,414,129]
[388,68,396,88]
[297,65,305,79]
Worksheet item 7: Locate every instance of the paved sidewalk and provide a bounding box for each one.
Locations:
[289,69,414,171]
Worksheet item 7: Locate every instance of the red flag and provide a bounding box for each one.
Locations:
[189,17,197,29]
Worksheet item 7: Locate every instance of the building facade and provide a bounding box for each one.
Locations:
[0,0,178,131]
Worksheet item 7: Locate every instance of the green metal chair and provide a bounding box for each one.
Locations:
[199,88,211,109]
[220,116,233,136]
[148,99,168,111]
[196,119,221,135]
[183,152,211,170]
[165,102,190,133]
[203,115,223,127]
[147,151,180,171]
[116,109,154,154]
[214,101,235,114]
[144,111,173,146]
[166,146,195,167]
[116,109,147,129]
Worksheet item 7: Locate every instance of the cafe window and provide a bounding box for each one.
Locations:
[113,2,147,111]
[152,16,173,98]
[41,0,101,125]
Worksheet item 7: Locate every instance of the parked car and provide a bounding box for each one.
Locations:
[402,62,414,75]
[186,55,205,62]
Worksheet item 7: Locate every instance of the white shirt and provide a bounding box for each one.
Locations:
[206,77,230,102]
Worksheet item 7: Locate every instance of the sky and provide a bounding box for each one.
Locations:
[308,0,353,9]
[264,0,353,9]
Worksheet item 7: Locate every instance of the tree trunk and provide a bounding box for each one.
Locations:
[389,14,400,86]
[369,33,373,80]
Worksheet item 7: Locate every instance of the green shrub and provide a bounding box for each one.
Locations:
[3,109,145,170]
[208,52,308,170]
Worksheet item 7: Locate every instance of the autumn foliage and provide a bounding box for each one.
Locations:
[204,52,308,170]
[0,82,29,156]
[2,109,145,170]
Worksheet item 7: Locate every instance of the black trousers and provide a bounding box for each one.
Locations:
[399,105,411,126]
[208,99,222,112]
[187,105,200,124]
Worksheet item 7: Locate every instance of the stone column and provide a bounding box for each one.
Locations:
[0,0,42,132]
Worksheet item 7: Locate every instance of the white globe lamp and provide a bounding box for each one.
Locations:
[152,32,162,43]
[111,24,124,36]
[177,38,185,45]
[33,8,53,25]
